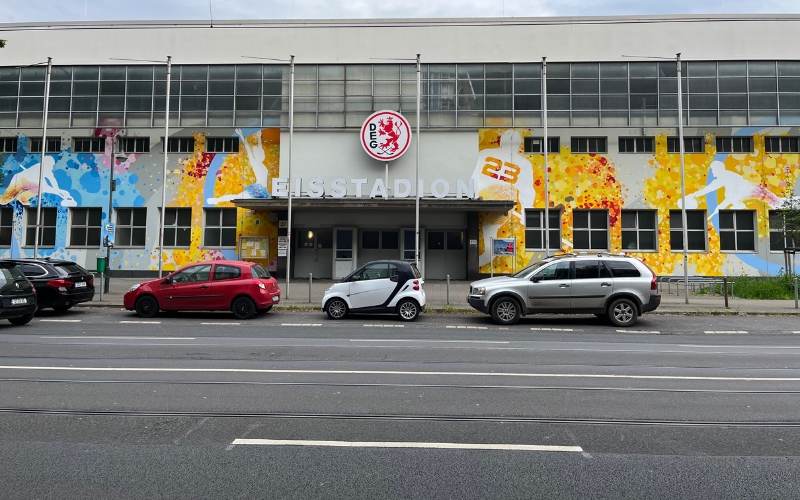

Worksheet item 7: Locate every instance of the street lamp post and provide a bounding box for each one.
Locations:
[542,56,551,257]
[104,134,127,293]
[415,53,421,270]
[158,56,173,278]
[33,57,52,259]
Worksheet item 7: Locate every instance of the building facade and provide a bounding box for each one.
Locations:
[0,15,799,279]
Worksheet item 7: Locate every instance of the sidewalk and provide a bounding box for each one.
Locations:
[86,277,800,315]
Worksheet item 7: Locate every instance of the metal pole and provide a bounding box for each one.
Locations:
[723,276,729,308]
[105,134,116,293]
[309,272,312,303]
[794,276,798,309]
[446,274,450,305]
[415,54,421,271]
[158,56,172,278]
[677,53,689,304]
[286,55,295,298]
[33,57,52,259]
[542,57,550,257]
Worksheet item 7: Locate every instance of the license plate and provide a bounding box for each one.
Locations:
[74,281,87,288]
[11,298,27,305]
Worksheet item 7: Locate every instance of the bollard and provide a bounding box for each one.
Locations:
[723,277,729,309]
[446,275,450,305]
[98,273,104,301]
[795,276,798,310]
[309,273,313,304]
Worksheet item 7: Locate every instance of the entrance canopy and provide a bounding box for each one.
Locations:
[232,198,516,213]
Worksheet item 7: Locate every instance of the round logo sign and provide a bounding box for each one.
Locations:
[360,110,412,161]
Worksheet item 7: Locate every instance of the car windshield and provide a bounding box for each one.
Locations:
[509,259,554,278]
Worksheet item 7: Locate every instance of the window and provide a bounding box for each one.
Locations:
[525,210,561,250]
[204,208,237,247]
[165,137,196,153]
[618,137,655,153]
[719,210,756,251]
[171,264,211,283]
[205,137,239,153]
[115,208,147,247]
[426,231,465,250]
[715,136,753,153]
[533,261,571,281]
[354,262,393,281]
[163,208,192,247]
[573,210,608,250]
[251,264,271,279]
[764,137,800,153]
[667,137,705,153]
[213,264,241,281]
[769,210,798,251]
[524,137,560,154]
[25,207,56,247]
[574,260,612,280]
[0,207,13,246]
[621,210,657,251]
[0,137,17,153]
[571,137,607,154]
[19,263,48,277]
[73,137,105,153]
[119,137,150,153]
[670,210,707,251]
[30,137,61,153]
[69,208,102,247]
[604,260,642,278]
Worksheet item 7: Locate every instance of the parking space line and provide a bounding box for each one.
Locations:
[39,319,81,323]
[617,330,661,334]
[531,328,573,332]
[351,339,509,344]
[42,336,195,340]
[201,322,241,326]
[230,438,583,453]
[704,330,748,334]
[119,320,161,324]
[363,324,405,328]
[281,323,322,326]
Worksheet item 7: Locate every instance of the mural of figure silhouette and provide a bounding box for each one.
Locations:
[0,155,76,207]
[207,128,270,205]
[679,160,784,218]
[471,130,534,268]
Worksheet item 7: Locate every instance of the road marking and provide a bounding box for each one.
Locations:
[38,319,82,323]
[363,324,405,328]
[281,323,322,327]
[350,339,509,344]
[41,336,195,340]
[230,438,583,453]
[617,330,661,334]
[119,321,161,324]
[201,322,241,326]
[1,365,797,381]
[704,331,748,334]
[793,331,800,334]
[531,328,573,332]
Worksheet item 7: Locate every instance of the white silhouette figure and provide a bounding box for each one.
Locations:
[207,129,270,204]
[679,160,784,218]
[471,130,534,268]
[0,155,76,207]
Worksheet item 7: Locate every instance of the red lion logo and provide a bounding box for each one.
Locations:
[377,116,402,153]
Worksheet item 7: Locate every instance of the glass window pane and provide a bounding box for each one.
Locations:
[600,63,628,78]
[688,231,706,250]
[590,231,607,249]
[427,231,445,250]
[447,231,464,250]
[639,231,656,250]
[382,231,398,249]
[574,231,590,249]
[736,211,754,230]
[362,230,379,249]
[720,211,734,229]
[590,211,607,228]
[574,210,588,228]
[737,232,755,251]
[639,211,656,229]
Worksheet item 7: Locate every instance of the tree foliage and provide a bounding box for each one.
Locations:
[0,40,6,49]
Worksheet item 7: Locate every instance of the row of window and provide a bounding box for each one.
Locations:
[3,61,800,128]
[0,207,237,248]
[524,209,797,252]
[2,134,795,156]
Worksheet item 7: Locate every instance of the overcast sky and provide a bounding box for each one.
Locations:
[1,0,799,23]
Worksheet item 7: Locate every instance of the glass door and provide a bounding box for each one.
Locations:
[400,228,425,278]
[333,228,357,279]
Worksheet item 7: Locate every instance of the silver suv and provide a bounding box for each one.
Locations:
[467,253,661,327]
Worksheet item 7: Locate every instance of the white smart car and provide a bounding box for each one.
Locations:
[322,260,426,321]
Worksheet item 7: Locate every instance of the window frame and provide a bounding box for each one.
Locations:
[119,137,151,154]
[715,136,753,153]
[205,137,239,153]
[764,136,800,154]
[524,209,562,251]
[669,209,708,252]
[114,207,147,248]
[162,207,192,248]
[571,137,608,154]
[203,207,237,248]
[572,209,609,251]
[769,210,798,252]
[621,209,658,252]
[0,137,18,153]
[523,137,560,154]
[164,137,196,153]
[24,207,57,247]
[73,137,105,153]
[618,137,655,153]
[30,137,61,153]
[68,207,102,248]
[0,206,13,247]
[718,210,757,252]
[667,137,705,153]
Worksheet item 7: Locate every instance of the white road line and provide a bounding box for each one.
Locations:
[41,336,195,340]
[793,331,800,334]
[531,328,573,332]
[363,324,405,328]
[617,330,661,334]
[1,365,797,381]
[704,331,748,334]
[38,319,82,323]
[230,438,583,453]
[351,339,508,344]
[281,323,322,327]
[119,321,161,324]
[201,322,241,326]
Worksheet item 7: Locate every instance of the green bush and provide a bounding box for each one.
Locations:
[698,274,799,300]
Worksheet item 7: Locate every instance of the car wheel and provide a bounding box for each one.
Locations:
[53,305,73,314]
[608,298,638,327]
[397,299,419,321]
[232,296,257,320]
[325,298,348,320]
[491,297,521,325]
[134,295,159,318]
[8,313,34,326]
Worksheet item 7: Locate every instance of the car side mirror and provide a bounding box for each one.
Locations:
[530,276,542,283]
[163,277,173,285]
[390,275,399,282]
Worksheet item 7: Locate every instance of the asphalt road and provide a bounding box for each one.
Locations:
[1,308,799,499]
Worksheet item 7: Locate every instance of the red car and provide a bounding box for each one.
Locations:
[124,260,280,319]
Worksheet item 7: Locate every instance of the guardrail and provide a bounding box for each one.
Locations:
[659,276,735,298]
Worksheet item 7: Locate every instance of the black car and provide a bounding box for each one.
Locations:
[0,261,37,325]
[9,258,95,312]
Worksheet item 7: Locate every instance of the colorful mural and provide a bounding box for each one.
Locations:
[0,128,280,273]
[475,128,800,277]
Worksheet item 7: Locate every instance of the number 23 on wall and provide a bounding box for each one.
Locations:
[481,156,520,183]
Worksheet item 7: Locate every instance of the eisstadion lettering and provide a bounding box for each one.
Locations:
[272,178,476,199]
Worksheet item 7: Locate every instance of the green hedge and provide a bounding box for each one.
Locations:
[698,274,799,300]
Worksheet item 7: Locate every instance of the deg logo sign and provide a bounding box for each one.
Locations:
[360,110,412,161]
